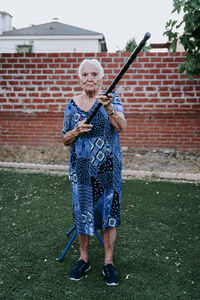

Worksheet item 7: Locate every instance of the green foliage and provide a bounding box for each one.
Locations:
[16,40,34,53]
[124,38,137,52]
[164,0,200,81]
[123,37,150,52]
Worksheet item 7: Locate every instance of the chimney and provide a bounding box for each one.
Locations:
[0,11,13,35]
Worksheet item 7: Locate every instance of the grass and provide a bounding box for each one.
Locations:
[0,169,200,300]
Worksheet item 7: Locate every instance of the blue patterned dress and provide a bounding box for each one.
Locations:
[62,92,124,236]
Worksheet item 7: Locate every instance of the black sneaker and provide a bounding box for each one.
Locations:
[70,260,91,281]
[102,264,119,286]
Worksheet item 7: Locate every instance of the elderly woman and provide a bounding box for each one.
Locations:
[62,59,126,286]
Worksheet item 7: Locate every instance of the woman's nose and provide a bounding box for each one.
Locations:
[87,74,93,80]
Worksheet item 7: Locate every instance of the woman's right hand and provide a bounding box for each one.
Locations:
[63,120,92,146]
[76,120,93,135]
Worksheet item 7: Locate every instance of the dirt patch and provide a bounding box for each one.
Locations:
[0,146,200,174]
[0,146,69,165]
[121,147,200,174]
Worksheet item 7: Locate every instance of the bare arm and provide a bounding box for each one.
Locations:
[97,93,126,132]
[62,120,92,147]
[104,105,126,132]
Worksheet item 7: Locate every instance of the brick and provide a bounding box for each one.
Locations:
[32,81,43,85]
[49,87,60,91]
[14,87,24,91]
[149,69,160,74]
[7,70,18,74]
[48,53,59,57]
[38,64,48,68]
[33,99,43,103]
[151,81,162,85]
[32,70,42,74]
[60,53,71,57]
[145,52,156,57]
[0,52,200,151]
[2,64,12,68]
[44,98,55,103]
[61,87,72,91]
[13,105,24,109]
[31,59,42,63]
[27,76,36,80]
[43,80,55,85]
[144,63,154,68]
[19,69,30,74]
[54,70,65,74]
[26,64,36,68]
[144,75,154,80]
[26,105,36,109]
[40,93,51,97]
[49,64,60,68]
[156,75,167,80]
[52,93,62,97]
[28,93,39,97]
[3,75,12,80]
[54,58,65,63]
[37,105,48,109]
[146,87,156,91]
[25,87,35,91]
[172,92,182,97]
[43,59,53,63]
[126,81,137,85]
[66,58,77,63]
[18,93,27,97]
[0,98,7,102]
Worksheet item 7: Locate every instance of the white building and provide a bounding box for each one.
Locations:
[0,11,107,53]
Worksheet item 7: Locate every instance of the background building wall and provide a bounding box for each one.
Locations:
[0,37,101,53]
[0,51,200,151]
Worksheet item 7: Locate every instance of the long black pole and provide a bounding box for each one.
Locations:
[85,32,151,124]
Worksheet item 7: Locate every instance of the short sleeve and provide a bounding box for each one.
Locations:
[111,91,124,113]
[61,101,73,137]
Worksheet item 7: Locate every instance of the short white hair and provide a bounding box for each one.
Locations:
[78,59,104,78]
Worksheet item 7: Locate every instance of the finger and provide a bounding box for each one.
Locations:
[98,99,110,107]
[80,124,93,130]
[107,93,113,98]
[81,126,92,133]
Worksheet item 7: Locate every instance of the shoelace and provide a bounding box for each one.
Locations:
[104,265,115,276]
[76,261,87,272]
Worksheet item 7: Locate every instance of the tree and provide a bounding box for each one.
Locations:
[164,0,200,81]
[123,37,150,52]
[124,38,138,52]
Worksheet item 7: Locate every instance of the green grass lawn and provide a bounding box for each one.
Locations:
[0,169,200,300]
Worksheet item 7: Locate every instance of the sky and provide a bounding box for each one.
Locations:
[1,0,181,52]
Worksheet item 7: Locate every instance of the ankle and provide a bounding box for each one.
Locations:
[104,260,113,266]
[79,256,88,263]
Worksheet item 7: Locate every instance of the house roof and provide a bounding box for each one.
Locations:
[0,11,12,17]
[2,21,102,36]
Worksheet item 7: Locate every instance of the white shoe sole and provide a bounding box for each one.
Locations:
[70,265,91,281]
[102,270,119,286]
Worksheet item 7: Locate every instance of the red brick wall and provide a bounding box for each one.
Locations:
[0,52,200,151]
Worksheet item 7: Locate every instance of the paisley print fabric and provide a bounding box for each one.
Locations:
[62,92,124,236]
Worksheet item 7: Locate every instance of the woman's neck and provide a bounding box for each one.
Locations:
[83,89,100,102]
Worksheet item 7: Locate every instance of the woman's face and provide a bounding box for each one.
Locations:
[79,63,103,93]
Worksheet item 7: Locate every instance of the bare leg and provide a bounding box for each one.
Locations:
[102,227,117,265]
[78,234,90,262]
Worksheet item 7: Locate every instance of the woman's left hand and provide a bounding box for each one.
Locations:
[97,92,113,107]
[97,92,126,132]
